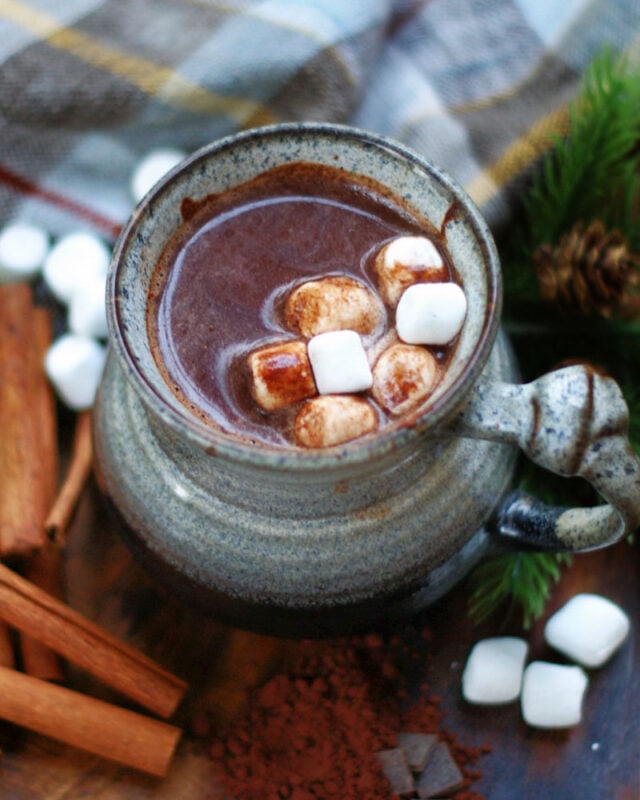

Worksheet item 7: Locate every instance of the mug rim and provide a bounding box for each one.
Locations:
[108,122,502,469]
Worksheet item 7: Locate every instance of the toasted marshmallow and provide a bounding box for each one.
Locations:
[130,148,186,203]
[248,339,316,411]
[68,275,108,339]
[544,593,630,668]
[44,333,107,410]
[294,395,378,448]
[371,343,439,416]
[284,275,384,338]
[375,235,447,306]
[396,282,467,345]
[0,222,50,282]
[307,330,373,395]
[42,232,111,304]
[521,662,588,729]
[462,637,529,705]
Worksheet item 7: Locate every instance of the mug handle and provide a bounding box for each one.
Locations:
[447,363,640,552]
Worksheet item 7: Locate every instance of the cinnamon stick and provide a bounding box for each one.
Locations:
[0,284,48,555]
[0,562,187,718]
[21,544,65,681]
[20,305,64,681]
[31,306,59,530]
[0,621,15,668]
[0,665,181,776]
[45,409,93,544]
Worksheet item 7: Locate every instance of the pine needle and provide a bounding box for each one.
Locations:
[468,552,573,629]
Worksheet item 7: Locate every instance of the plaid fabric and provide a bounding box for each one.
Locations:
[0,0,638,241]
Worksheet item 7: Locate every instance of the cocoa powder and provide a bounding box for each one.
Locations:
[209,627,488,799]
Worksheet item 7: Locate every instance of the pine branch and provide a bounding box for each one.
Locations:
[503,48,640,305]
[525,47,640,251]
[468,552,573,630]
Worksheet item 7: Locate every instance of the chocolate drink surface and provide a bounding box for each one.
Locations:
[147,162,458,448]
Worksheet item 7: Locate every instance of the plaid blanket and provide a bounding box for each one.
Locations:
[0,0,638,241]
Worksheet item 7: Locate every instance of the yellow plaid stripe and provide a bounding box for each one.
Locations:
[466,105,571,207]
[0,0,275,123]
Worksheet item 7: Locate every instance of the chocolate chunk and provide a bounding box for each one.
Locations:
[376,748,415,796]
[415,742,464,798]
[397,731,438,772]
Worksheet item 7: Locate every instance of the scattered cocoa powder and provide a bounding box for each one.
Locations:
[209,626,489,799]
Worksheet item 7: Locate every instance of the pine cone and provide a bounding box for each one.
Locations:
[533,219,640,317]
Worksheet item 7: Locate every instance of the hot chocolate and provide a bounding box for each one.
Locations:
[147,162,462,448]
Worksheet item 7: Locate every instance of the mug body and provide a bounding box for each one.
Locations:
[94,123,512,635]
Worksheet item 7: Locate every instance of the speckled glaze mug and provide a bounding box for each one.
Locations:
[94,123,640,636]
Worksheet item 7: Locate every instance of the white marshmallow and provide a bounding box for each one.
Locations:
[0,222,50,282]
[284,275,384,338]
[544,593,630,668]
[371,343,439,416]
[375,235,446,306]
[130,148,186,203]
[44,334,107,410]
[68,275,108,339]
[461,637,529,705]
[43,232,111,304]
[294,395,378,448]
[521,661,588,729]
[396,282,467,345]
[307,330,373,395]
[247,339,316,411]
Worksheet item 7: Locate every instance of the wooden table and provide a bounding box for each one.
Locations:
[0,475,637,800]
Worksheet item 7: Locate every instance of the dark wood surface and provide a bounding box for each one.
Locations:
[0,476,637,800]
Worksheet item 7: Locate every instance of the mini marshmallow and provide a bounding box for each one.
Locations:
[462,637,529,705]
[372,343,439,416]
[521,661,588,729]
[44,334,107,410]
[307,330,373,395]
[130,148,186,203]
[68,275,108,339]
[294,395,378,448]
[396,282,467,345]
[248,339,316,411]
[0,222,50,282]
[544,593,630,668]
[43,232,111,304]
[284,275,384,338]
[375,235,447,306]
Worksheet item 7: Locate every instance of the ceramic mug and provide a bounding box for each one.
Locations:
[94,123,640,636]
